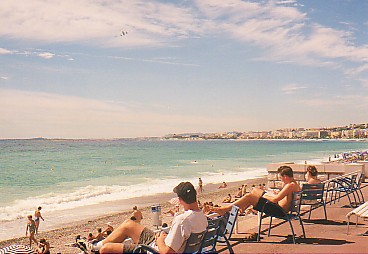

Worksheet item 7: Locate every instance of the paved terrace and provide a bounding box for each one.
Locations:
[219,184,368,254]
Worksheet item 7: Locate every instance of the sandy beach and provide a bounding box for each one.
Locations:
[0,177,267,253]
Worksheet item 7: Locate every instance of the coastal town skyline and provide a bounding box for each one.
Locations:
[165,122,368,140]
[2,122,367,140]
[1,1,368,139]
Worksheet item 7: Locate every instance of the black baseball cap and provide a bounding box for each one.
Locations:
[173,182,196,204]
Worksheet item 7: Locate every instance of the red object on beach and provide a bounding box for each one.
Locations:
[169,197,180,205]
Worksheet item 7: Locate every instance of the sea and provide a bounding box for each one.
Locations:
[0,139,367,240]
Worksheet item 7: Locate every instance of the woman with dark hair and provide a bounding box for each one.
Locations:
[305,166,322,184]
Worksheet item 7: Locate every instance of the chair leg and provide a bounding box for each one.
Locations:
[257,215,262,242]
[354,189,361,204]
[288,220,296,244]
[323,204,327,220]
[224,236,234,254]
[351,190,358,206]
[299,217,306,238]
[358,189,365,203]
[268,217,273,237]
[308,206,312,220]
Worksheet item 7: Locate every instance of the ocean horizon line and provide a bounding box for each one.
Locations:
[1,137,367,142]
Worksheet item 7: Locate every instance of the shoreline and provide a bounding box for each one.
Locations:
[0,176,268,252]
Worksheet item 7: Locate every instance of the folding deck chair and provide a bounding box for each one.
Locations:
[257,192,305,244]
[301,183,327,220]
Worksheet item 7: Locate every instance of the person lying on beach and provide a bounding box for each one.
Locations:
[93,227,104,242]
[87,233,94,242]
[305,165,322,184]
[218,182,227,189]
[82,181,208,254]
[132,206,143,223]
[222,193,232,203]
[211,166,301,216]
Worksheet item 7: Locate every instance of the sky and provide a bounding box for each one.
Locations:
[1,0,368,139]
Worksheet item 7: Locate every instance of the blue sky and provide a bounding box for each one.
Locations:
[1,0,368,139]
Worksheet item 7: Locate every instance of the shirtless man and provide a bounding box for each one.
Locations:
[34,207,44,235]
[131,206,143,223]
[212,166,301,215]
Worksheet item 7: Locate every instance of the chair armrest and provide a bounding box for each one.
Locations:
[133,244,159,253]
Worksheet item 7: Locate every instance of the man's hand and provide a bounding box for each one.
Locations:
[156,231,176,254]
[156,230,167,243]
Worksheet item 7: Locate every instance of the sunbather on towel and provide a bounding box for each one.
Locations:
[83,181,208,254]
[212,166,300,216]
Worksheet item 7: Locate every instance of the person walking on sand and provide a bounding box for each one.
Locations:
[26,215,38,247]
[132,206,143,223]
[212,166,301,216]
[34,206,44,234]
[198,177,203,194]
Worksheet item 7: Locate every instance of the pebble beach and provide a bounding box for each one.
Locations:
[0,177,267,253]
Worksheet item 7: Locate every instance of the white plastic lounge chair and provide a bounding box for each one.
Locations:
[346,201,368,234]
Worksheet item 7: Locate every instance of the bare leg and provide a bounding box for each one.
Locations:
[100,243,124,254]
[29,233,38,247]
[102,219,145,245]
[35,221,40,234]
[212,188,263,215]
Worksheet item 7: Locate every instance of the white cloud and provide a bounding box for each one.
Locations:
[1,76,9,80]
[1,0,368,73]
[38,52,55,59]
[282,84,307,94]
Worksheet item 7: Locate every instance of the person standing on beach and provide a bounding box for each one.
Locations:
[212,166,300,216]
[132,206,143,223]
[83,181,208,254]
[198,177,203,194]
[34,206,44,234]
[26,215,38,247]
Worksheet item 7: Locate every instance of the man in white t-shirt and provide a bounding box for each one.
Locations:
[84,181,208,253]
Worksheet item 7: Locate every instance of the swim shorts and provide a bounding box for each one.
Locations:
[123,227,156,253]
[253,197,285,218]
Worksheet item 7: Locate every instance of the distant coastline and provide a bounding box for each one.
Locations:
[1,122,367,141]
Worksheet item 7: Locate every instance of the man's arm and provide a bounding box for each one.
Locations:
[156,231,176,254]
[264,183,292,203]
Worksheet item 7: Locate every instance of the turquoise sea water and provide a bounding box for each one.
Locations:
[1,139,368,225]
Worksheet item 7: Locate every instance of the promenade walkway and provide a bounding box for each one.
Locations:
[219,184,368,253]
